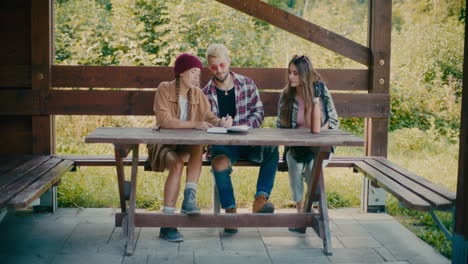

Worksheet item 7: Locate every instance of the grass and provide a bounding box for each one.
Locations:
[55,115,458,258]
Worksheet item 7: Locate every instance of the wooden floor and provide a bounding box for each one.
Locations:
[0,208,449,264]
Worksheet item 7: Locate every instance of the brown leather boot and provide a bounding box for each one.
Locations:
[253,194,275,213]
[224,207,238,233]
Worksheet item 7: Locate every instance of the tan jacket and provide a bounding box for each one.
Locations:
[147,80,220,172]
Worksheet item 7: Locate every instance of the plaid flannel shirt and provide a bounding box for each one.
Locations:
[202,71,264,128]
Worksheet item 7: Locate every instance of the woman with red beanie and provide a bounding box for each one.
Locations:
[147,53,232,242]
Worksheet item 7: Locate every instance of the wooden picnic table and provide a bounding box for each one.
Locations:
[85,127,364,256]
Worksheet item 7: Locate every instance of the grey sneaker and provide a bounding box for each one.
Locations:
[160,227,184,242]
[181,188,201,216]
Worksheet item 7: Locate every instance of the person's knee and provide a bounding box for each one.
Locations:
[212,155,230,172]
[167,153,184,172]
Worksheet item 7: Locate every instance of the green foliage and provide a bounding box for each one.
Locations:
[131,0,170,55]
[326,191,351,209]
[55,0,117,65]
[390,11,463,142]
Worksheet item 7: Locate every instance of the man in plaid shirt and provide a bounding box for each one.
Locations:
[202,44,279,234]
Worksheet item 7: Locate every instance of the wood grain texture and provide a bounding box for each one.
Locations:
[0,1,31,66]
[85,127,364,147]
[0,116,33,154]
[0,156,68,208]
[0,65,31,88]
[365,159,452,209]
[0,156,51,190]
[115,212,318,227]
[32,116,54,155]
[355,161,431,211]
[51,65,369,91]
[0,90,39,115]
[365,0,392,159]
[374,157,456,202]
[7,159,73,209]
[42,90,389,118]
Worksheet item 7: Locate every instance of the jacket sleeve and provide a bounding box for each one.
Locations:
[322,84,339,129]
[154,83,178,128]
[246,81,264,128]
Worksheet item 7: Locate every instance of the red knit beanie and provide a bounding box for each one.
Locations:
[174,53,203,77]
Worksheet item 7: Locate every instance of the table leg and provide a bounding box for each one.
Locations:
[114,144,129,213]
[125,145,139,256]
[318,170,333,256]
[213,181,221,214]
[303,147,332,255]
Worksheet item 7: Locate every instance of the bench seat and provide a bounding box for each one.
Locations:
[59,154,455,211]
[0,155,74,210]
[58,154,370,172]
[354,157,456,212]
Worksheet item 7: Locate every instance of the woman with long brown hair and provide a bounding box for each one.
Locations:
[147,53,232,242]
[276,55,338,233]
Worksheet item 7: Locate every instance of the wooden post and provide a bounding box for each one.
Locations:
[31,0,56,212]
[452,3,468,263]
[31,0,54,155]
[362,0,392,212]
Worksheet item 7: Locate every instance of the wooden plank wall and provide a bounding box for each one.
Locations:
[0,66,390,118]
[43,65,388,118]
[0,1,33,154]
[0,0,53,155]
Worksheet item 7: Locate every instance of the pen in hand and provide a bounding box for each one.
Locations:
[222,114,232,128]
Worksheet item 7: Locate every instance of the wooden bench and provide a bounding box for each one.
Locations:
[59,153,456,240]
[0,155,74,211]
[58,154,363,172]
[353,156,456,240]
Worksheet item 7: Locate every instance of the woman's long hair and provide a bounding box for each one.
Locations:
[278,55,322,128]
[175,76,192,121]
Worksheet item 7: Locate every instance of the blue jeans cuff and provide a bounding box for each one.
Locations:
[223,204,236,209]
[254,191,269,199]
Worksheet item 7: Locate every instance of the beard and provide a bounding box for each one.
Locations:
[214,72,229,83]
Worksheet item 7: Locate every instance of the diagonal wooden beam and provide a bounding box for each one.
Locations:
[214,0,369,66]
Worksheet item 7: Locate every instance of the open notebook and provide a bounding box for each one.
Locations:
[207,125,251,134]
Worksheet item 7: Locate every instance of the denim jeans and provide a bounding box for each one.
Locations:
[211,145,279,209]
[285,147,321,202]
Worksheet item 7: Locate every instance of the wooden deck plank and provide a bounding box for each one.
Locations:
[7,159,74,209]
[354,161,432,211]
[364,159,452,210]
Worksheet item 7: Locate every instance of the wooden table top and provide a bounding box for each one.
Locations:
[85,127,364,147]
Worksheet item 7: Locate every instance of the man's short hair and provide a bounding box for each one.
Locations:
[206,44,230,61]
